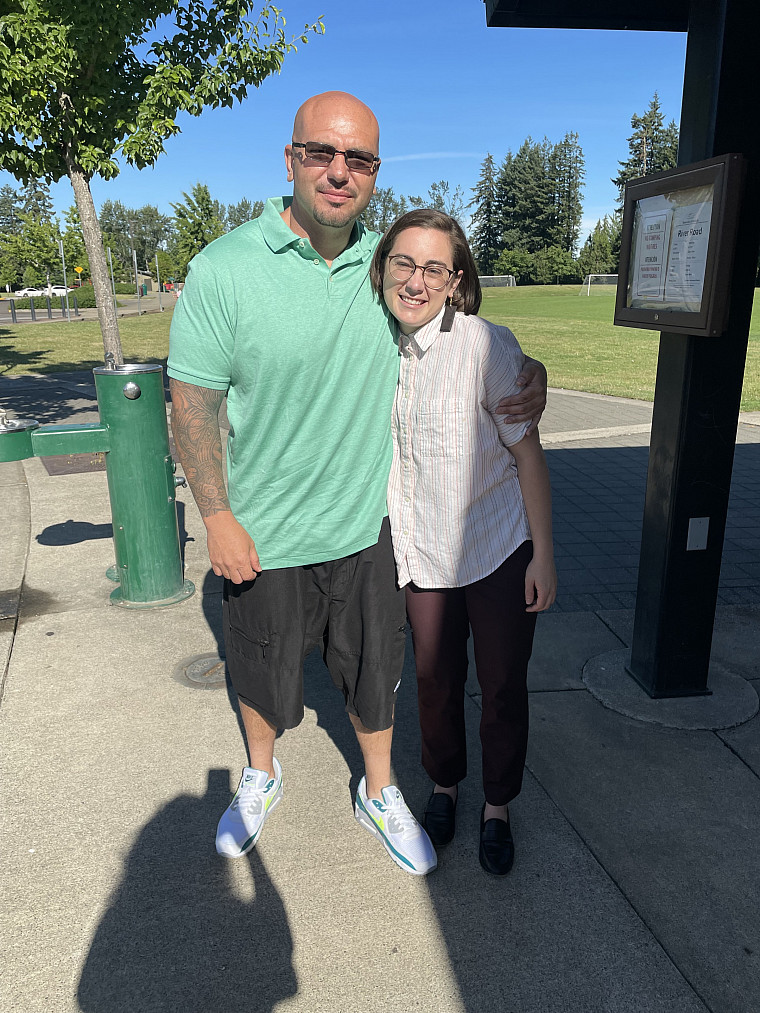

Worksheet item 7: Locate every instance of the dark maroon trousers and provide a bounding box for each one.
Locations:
[405,541,536,807]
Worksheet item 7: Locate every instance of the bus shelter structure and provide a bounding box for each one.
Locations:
[486,0,760,697]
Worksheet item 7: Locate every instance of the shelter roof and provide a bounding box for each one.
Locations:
[484,1,689,32]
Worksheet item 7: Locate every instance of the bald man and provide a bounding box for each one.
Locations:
[168,92,546,876]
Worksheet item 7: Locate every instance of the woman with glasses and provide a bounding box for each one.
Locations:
[369,209,556,876]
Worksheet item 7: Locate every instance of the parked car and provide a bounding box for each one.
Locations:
[49,285,72,297]
[14,287,43,298]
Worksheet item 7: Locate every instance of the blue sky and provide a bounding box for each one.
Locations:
[2,1,688,244]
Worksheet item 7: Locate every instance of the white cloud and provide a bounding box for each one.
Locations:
[382,152,485,163]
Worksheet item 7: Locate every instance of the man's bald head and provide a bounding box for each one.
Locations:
[292,91,379,151]
[284,91,381,241]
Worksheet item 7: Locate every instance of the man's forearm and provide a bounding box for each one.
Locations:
[169,378,230,519]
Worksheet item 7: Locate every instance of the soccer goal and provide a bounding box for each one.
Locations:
[479,275,517,288]
[580,274,618,295]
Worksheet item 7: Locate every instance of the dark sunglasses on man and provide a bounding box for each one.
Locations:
[291,141,380,175]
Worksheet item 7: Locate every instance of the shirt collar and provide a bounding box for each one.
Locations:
[401,305,450,354]
[258,196,375,266]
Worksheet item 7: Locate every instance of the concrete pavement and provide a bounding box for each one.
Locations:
[1,371,759,1013]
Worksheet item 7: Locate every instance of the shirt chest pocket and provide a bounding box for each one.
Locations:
[415,399,467,459]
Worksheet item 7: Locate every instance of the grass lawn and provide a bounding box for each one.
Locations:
[481,285,760,409]
[2,288,759,409]
[0,309,173,376]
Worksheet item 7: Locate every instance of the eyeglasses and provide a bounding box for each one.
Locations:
[387,255,456,291]
[291,141,380,174]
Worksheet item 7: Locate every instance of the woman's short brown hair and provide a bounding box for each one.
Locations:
[369,208,482,315]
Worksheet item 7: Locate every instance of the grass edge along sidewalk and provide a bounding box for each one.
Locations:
[1,286,759,409]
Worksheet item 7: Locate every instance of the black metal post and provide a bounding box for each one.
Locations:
[10,299,16,324]
[29,300,36,322]
[628,0,760,696]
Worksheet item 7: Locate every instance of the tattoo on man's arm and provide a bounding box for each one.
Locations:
[169,380,230,518]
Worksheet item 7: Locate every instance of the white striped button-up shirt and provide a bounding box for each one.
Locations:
[388,307,531,589]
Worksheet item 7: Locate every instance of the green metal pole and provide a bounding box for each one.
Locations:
[93,364,194,608]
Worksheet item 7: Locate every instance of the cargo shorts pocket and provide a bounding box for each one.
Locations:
[226,626,281,720]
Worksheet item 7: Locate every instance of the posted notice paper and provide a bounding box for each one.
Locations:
[664,203,712,306]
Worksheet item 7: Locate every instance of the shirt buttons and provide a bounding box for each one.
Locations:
[298,241,305,248]
[313,258,319,265]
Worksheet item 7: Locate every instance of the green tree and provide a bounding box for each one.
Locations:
[612,93,679,201]
[0,2,324,363]
[577,216,620,277]
[132,205,174,271]
[227,197,264,230]
[99,200,133,270]
[530,245,580,285]
[20,178,53,220]
[0,183,22,234]
[362,187,409,233]
[149,248,177,285]
[171,183,227,277]
[493,248,534,285]
[547,132,585,253]
[468,153,501,274]
[410,180,466,226]
[61,204,89,280]
[497,139,555,253]
[0,210,60,289]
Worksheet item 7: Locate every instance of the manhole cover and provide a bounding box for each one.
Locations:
[173,653,227,689]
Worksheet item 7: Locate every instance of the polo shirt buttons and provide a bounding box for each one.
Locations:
[298,241,304,248]
[313,258,319,265]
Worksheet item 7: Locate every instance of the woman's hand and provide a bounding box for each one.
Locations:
[524,554,557,613]
[494,357,548,435]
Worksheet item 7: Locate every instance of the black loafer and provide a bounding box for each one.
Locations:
[479,804,514,876]
[423,790,457,847]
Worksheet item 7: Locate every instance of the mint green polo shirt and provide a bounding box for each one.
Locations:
[168,197,399,568]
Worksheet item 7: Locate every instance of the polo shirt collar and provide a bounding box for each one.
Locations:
[259,196,374,266]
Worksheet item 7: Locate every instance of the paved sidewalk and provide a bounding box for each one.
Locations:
[1,372,759,1013]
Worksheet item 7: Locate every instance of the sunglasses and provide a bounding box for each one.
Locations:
[291,141,380,175]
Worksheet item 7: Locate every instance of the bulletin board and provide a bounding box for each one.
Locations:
[615,154,745,336]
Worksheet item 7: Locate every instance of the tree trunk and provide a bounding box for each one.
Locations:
[66,165,123,365]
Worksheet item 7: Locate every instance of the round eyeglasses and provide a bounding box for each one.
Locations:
[387,255,456,291]
[291,141,379,174]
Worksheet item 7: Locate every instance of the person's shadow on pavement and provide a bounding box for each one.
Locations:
[77,768,297,1013]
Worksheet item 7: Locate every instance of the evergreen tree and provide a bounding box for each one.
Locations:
[612,93,679,201]
[410,181,466,226]
[227,198,264,230]
[362,187,408,234]
[0,210,60,289]
[99,200,133,269]
[577,216,621,277]
[20,178,53,221]
[468,153,501,274]
[99,200,173,273]
[0,183,22,234]
[171,183,226,276]
[497,139,555,253]
[547,132,585,253]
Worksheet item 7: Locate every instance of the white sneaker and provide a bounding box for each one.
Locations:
[354,777,437,876]
[215,759,283,858]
